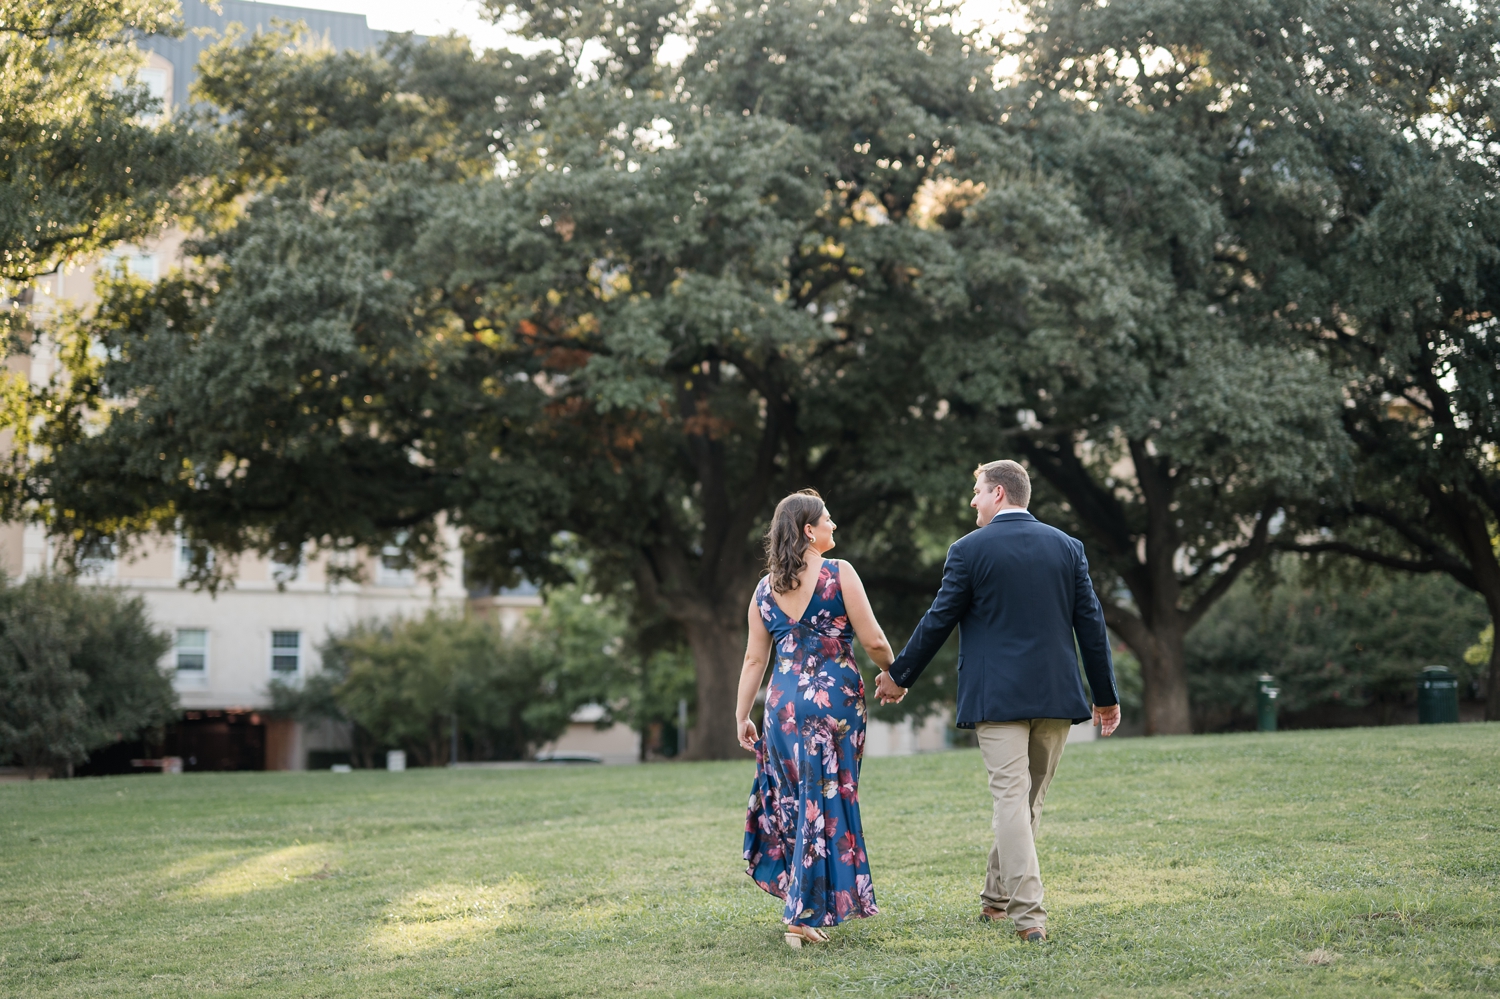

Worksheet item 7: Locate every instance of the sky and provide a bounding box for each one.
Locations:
[254,0,1023,54]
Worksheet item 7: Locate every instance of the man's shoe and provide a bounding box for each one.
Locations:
[980,906,1009,923]
[1016,927,1046,943]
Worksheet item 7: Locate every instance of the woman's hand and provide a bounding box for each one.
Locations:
[737,716,759,752]
[874,670,907,705]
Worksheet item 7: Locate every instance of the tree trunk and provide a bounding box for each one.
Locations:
[682,609,751,760]
[1107,610,1194,736]
[1103,589,1199,738]
[1137,624,1193,735]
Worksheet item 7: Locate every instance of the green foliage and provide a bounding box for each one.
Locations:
[298,612,578,766]
[33,0,1500,746]
[0,574,174,776]
[0,0,214,523]
[1108,646,1144,722]
[525,584,695,741]
[1465,626,1493,670]
[0,0,211,288]
[275,584,693,764]
[0,589,86,777]
[913,0,1365,732]
[1186,559,1491,727]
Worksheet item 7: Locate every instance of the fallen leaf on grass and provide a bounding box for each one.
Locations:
[296,863,335,881]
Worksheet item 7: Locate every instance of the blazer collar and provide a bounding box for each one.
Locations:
[986,510,1037,526]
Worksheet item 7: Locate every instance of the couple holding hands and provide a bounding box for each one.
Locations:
[736,459,1121,947]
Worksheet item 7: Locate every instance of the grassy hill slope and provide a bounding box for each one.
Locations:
[3,725,1497,997]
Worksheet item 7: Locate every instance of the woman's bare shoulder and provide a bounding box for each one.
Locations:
[833,559,863,580]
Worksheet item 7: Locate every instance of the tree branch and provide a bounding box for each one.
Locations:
[1184,500,1276,629]
[1351,500,1466,567]
[1099,599,1152,660]
[1274,539,1477,587]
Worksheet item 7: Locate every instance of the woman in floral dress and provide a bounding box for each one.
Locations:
[736,489,904,947]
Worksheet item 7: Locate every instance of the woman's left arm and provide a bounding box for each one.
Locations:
[838,561,894,670]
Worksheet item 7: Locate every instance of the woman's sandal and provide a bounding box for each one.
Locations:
[783,925,830,948]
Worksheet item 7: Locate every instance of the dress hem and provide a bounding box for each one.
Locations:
[745,868,879,927]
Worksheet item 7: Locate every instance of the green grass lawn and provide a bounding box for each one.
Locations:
[3,725,1498,998]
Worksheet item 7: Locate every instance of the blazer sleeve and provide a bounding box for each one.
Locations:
[1072,541,1118,707]
[888,543,971,688]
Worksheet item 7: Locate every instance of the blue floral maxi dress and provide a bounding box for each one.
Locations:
[744,560,878,927]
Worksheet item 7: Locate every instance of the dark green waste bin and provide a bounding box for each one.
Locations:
[1256,674,1280,733]
[1418,665,1459,724]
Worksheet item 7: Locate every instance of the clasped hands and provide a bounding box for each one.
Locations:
[874,670,906,705]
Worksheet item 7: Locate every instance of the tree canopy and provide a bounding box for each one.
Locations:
[924,0,1500,730]
[0,0,208,294]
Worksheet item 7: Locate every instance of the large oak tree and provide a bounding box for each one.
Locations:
[914,1,1353,733]
[33,3,1011,758]
[1004,0,1500,720]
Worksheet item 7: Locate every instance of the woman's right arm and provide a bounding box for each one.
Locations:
[735,597,774,752]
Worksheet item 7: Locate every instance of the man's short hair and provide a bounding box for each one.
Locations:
[974,459,1031,508]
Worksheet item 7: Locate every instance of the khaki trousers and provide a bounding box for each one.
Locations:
[975,718,1072,932]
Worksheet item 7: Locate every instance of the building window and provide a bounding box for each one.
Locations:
[176,629,208,672]
[78,537,118,578]
[176,533,213,579]
[137,67,169,102]
[105,250,159,283]
[270,544,301,584]
[271,631,301,673]
[377,545,415,587]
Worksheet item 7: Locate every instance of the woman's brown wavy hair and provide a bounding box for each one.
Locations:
[765,489,826,594]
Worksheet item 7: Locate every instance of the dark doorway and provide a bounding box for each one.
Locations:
[167,711,267,771]
[74,711,269,775]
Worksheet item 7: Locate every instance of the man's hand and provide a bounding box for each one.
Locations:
[737,716,759,752]
[874,670,907,705]
[1093,703,1121,737]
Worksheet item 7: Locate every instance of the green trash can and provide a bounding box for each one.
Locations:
[1256,674,1280,733]
[1418,665,1459,724]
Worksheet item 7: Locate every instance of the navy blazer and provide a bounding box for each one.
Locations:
[888,511,1117,727]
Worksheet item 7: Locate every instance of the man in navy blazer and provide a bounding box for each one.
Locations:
[876,459,1120,942]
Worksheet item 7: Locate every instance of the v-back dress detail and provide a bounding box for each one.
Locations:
[744,560,878,927]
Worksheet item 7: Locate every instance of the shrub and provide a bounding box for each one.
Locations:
[272,584,697,765]
[1186,559,1489,729]
[0,576,175,776]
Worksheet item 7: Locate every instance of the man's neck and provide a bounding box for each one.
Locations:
[988,507,1028,524]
